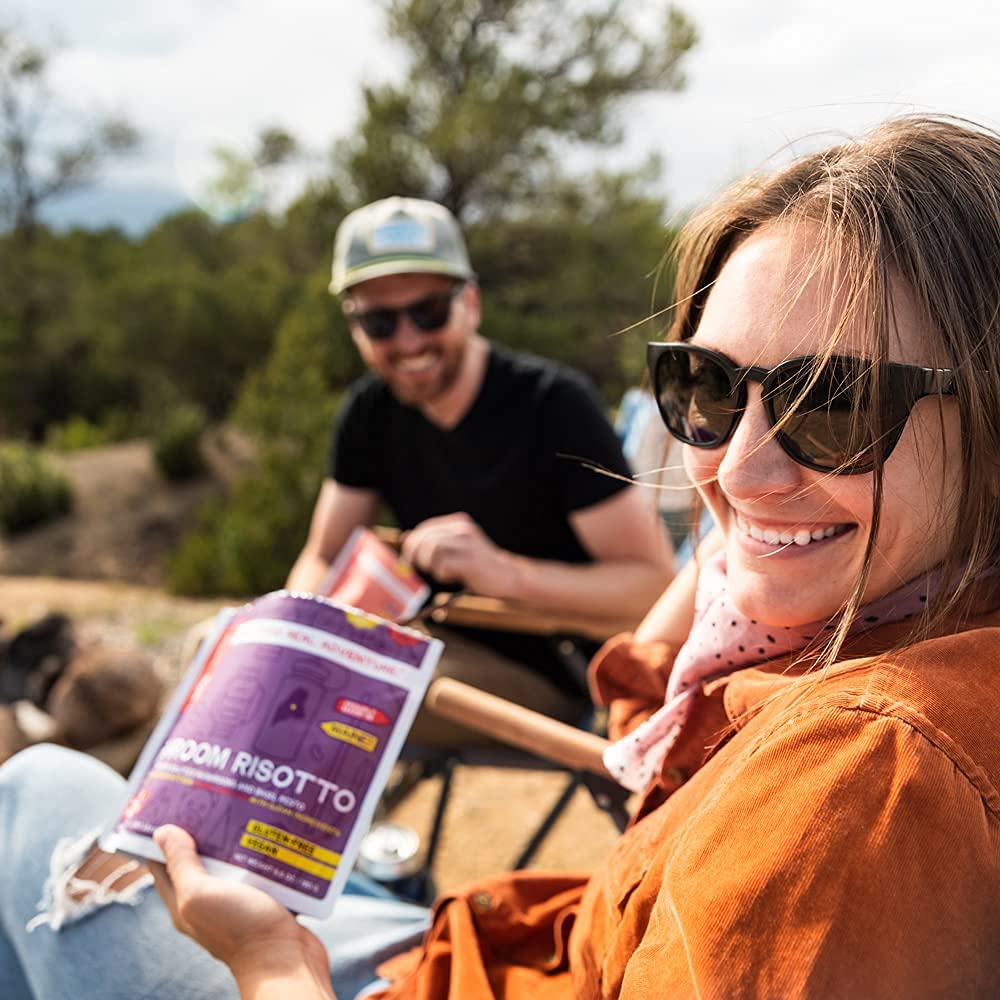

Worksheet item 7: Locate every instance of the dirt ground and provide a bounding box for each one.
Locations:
[0,433,251,586]
[0,575,621,891]
[0,441,623,891]
[0,442,617,891]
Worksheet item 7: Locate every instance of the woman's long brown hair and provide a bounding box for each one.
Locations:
[666,115,1000,669]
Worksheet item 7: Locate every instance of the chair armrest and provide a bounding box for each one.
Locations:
[373,523,639,640]
[424,677,611,778]
[372,525,402,550]
[428,594,637,642]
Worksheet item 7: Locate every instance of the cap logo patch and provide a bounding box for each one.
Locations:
[369,216,434,253]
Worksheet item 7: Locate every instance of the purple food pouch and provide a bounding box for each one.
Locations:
[101,591,441,918]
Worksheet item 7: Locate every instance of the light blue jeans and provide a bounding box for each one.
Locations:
[0,745,430,1000]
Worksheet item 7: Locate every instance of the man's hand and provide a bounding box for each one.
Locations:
[151,825,335,999]
[401,513,520,598]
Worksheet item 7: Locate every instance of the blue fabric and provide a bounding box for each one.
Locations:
[674,507,716,566]
[0,745,429,1000]
[615,386,654,460]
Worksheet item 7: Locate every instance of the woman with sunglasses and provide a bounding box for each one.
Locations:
[2,114,998,999]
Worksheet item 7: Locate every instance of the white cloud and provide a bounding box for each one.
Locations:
[10,0,1000,226]
[19,0,397,203]
[621,0,1000,211]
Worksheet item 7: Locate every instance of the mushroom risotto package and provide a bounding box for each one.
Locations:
[320,527,430,621]
[101,590,441,918]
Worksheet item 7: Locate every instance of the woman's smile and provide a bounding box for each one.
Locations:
[683,222,962,627]
[732,512,854,550]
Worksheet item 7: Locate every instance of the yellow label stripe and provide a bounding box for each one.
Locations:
[239,834,337,880]
[321,721,378,752]
[246,821,341,866]
[293,811,341,837]
[246,797,341,837]
[149,770,193,786]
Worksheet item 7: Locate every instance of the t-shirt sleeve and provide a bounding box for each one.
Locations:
[329,380,383,490]
[619,705,1000,997]
[540,371,634,514]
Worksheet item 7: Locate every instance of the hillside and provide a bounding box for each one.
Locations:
[0,434,251,587]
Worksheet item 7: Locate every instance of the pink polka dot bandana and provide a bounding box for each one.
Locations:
[603,549,935,792]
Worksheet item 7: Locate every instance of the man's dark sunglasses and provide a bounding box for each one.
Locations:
[344,283,466,341]
[646,341,958,474]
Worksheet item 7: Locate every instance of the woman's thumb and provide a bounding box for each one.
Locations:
[154,824,203,885]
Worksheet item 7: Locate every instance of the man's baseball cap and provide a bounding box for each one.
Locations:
[330,196,476,295]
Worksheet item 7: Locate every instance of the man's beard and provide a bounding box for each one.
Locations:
[382,338,466,408]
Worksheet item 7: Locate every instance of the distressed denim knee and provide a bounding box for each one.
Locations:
[1,743,109,799]
[0,744,155,933]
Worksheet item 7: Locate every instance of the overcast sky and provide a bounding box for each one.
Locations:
[12,0,999,233]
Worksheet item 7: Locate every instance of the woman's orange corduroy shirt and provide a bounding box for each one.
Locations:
[373,609,1000,999]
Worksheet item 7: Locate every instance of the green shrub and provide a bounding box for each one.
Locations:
[45,410,135,452]
[45,415,111,451]
[167,293,341,597]
[0,444,73,534]
[154,404,208,481]
[167,447,321,597]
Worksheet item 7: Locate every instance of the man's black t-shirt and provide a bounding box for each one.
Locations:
[330,344,633,690]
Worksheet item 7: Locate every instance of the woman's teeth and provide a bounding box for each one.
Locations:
[737,517,847,547]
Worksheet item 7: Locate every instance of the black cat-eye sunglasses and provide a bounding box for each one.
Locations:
[646,341,958,474]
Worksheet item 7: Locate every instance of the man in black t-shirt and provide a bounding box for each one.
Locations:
[287,197,673,744]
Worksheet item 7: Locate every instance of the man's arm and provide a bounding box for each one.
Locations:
[286,479,381,593]
[401,485,673,621]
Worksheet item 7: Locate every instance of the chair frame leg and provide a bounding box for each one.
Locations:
[580,770,631,833]
[423,756,457,876]
[388,754,630,897]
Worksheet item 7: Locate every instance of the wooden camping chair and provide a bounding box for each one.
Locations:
[379,571,638,901]
[414,674,628,885]
[168,527,641,899]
